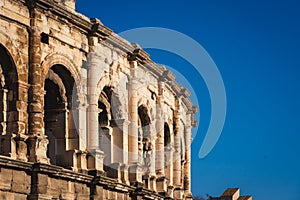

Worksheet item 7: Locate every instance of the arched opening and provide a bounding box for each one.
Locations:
[138,105,151,138]
[98,86,113,166]
[98,86,112,127]
[44,65,78,167]
[0,44,18,157]
[138,105,152,187]
[163,122,173,187]
[164,122,171,147]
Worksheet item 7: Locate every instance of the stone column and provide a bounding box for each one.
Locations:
[87,57,99,149]
[173,98,182,187]
[128,60,139,163]
[184,112,193,197]
[155,81,164,175]
[173,132,181,185]
[27,6,49,163]
[86,35,104,172]
[128,60,142,184]
[156,81,168,194]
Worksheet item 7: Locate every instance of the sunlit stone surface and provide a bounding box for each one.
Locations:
[0,0,197,199]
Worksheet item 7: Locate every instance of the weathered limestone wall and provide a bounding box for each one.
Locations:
[0,160,31,200]
[0,156,159,200]
[0,0,197,199]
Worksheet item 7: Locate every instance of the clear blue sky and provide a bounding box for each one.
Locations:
[76,1,300,199]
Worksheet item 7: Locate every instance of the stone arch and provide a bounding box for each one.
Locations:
[96,73,113,98]
[98,86,113,127]
[0,31,26,83]
[138,104,153,176]
[97,83,126,164]
[46,69,67,103]
[96,69,129,166]
[97,73,127,120]
[41,53,81,96]
[138,105,151,130]
[43,64,79,167]
[98,85,114,166]
[0,44,19,158]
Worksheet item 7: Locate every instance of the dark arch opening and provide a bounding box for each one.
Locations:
[164,123,171,147]
[98,101,108,127]
[44,79,63,110]
[138,105,151,138]
[98,86,114,166]
[0,44,18,157]
[98,86,113,127]
[44,64,78,167]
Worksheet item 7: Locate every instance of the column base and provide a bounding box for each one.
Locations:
[167,185,174,199]
[150,175,157,192]
[87,149,104,173]
[128,162,143,185]
[120,163,130,185]
[142,174,150,189]
[141,174,157,191]
[104,162,122,182]
[174,187,184,200]
[184,191,193,200]
[156,176,168,194]
[76,150,88,172]
[14,133,28,162]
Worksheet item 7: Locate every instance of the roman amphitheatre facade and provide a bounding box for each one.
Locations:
[0,0,197,199]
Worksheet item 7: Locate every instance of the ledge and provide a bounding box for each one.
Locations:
[31,162,94,183]
[0,155,32,170]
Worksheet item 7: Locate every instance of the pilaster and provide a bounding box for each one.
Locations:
[128,60,139,164]
[27,4,49,164]
[184,112,193,197]
[86,35,105,171]
[128,60,143,184]
[173,98,182,187]
[14,133,28,161]
[87,149,105,173]
[128,162,143,185]
[155,80,168,194]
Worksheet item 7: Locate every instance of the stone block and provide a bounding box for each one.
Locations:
[0,191,14,200]
[37,174,48,194]
[60,192,75,200]
[0,168,13,190]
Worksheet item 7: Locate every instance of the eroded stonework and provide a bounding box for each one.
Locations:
[0,0,197,199]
